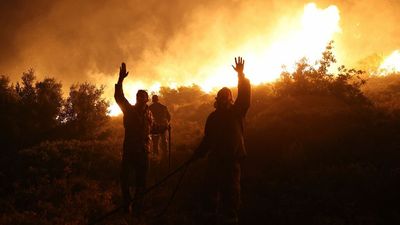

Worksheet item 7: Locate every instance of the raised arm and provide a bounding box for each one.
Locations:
[232,57,251,116]
[114,62,131,114]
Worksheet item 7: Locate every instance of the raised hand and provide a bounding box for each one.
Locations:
[232,57,245,77]
[119,62,129,80]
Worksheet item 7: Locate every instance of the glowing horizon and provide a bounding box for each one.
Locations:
[378,50,400,75]
[106,2,399,117]
[107,2,342,116]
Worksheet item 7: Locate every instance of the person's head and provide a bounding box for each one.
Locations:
[152,95,159,103]
[136,90,149,105]
[214,87,233,109]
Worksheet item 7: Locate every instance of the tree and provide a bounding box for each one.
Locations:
[16,70,64,144]
[16,69,36,104]
[1,70,64,149]
[0,75,19,150]
[274,41,369,105]
[35,78,63,135]
[60,83,109,139]
[15,69,39,147]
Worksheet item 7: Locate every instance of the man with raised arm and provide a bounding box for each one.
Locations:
[193,57,251,225]
[114,62,153,215]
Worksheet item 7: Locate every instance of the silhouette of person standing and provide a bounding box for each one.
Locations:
[114,62,153,215]
[149,95,171,162]
[193,57,251,225]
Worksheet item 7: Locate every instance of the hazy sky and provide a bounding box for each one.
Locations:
[1,0,399,96]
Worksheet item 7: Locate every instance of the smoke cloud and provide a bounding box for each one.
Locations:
[1,0,399,99]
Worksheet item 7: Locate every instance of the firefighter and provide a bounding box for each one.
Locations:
[149,95,171,162]
[114,62,153,215]
[193,57,251,225]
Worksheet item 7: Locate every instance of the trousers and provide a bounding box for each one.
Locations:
[202,157,241,224]
[120,149,149,210]
[152,131,168,157]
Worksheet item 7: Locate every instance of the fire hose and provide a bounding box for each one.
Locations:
[88,157,194,225]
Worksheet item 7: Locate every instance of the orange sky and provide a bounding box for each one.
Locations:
[1,0,399,105]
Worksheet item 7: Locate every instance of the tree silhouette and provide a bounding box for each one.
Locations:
[0,75,19,151]
[35,78,63,136]
[60,82,109,139]
[275,41,369,105]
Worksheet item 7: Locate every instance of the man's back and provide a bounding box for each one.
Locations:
[205,108,245,159]
[197,76,250,160]
[193,57,249,225]
[149,102,170,126]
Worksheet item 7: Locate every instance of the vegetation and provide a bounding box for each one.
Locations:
[1,43,399,224]
[0,70,109,151]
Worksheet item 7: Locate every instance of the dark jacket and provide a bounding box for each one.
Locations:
[115,84,153,153]
[196,77,251,160]
[149,102,171,126]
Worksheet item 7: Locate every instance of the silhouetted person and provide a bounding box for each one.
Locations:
[149,95,171,162]
[114,62,153,215]
[193,57,250,225]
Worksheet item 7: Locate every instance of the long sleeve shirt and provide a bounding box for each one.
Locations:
[196,76,251,160]
[114,84,153,152]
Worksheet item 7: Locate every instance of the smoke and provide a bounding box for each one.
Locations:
[0,0,399,99]
[328,0,400,65]
[1,0,212,83]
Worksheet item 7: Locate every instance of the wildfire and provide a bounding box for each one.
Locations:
[107,2,341,116]
[379,50,400,75]
[108,103,122,117]
[198,3,341,91]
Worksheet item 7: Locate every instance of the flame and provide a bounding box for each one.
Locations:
[108,103,122,117]
[379,50,400,75]
[198,3,341,92]
[108,2,341,116]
